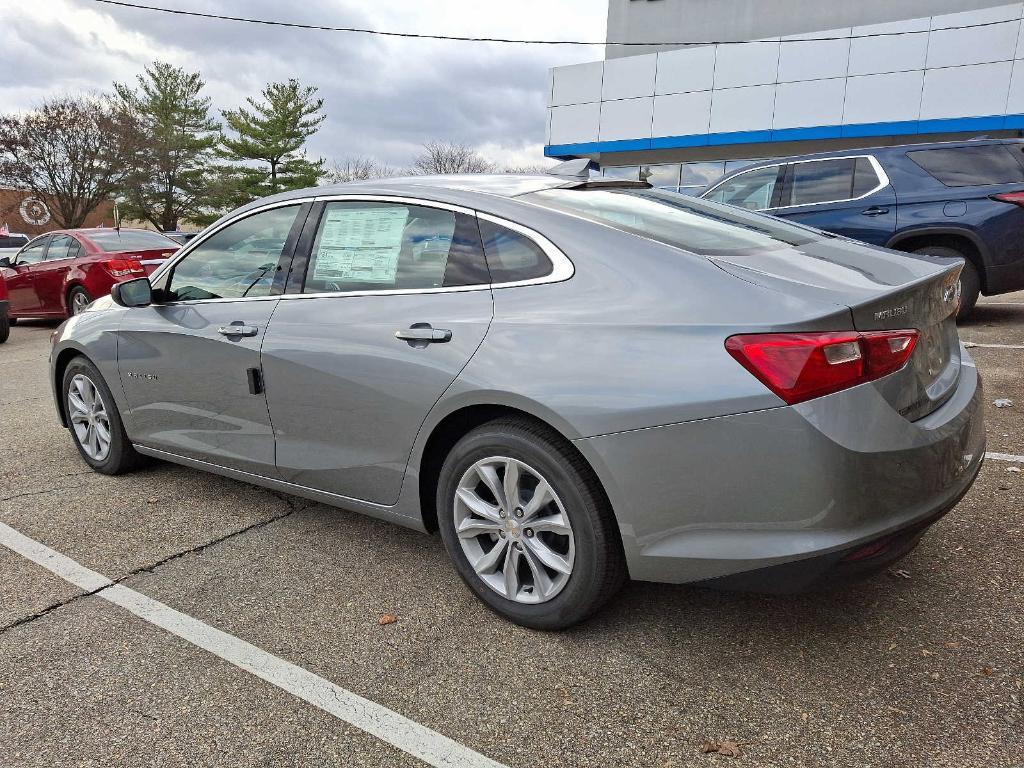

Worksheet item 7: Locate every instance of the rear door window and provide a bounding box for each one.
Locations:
[787,158,856,206]
[45,235,73,261]
[907,145,1024,186]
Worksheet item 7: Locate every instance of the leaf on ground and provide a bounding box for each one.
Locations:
[378,613,398,626]
[981,666,995,676]
[890,569,912,579]
[944,641,960,649]
[701,741,743,757]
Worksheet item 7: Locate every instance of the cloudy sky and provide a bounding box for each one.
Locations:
[0,0,606,169]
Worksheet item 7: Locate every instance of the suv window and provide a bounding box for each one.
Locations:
[16,238,47,264]
[0,235,28,249]
[303,202,488,294]
[478,220,552,283]
[704,165,782,211]
[167,205,300,301]
[788,158,857,206]
[907,145,1024,187]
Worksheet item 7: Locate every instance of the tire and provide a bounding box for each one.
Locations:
[912,245,979,319]
[7,316,16,326]
[0,313,8,344]
[62,356,141,475]
[437,417,625,630]
[67,286,92,317]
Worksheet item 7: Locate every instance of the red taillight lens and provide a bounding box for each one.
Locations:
[103,258,145,277]
[725,329,919,405]
[990,190,1024,207]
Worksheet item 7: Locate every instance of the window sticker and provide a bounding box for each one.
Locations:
[313,206,410,283]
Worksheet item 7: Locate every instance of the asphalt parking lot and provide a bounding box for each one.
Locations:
[1,297,1022,768]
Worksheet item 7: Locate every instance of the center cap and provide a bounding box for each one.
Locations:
[505,519,520,537]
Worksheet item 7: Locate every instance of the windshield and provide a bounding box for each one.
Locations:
[86,230,178,252]
[521,188,823,257]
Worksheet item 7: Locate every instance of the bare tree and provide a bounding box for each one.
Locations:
[411,141,494,175]
[323,157,399,184]
[503,163,555,175]
[0,95,139,228]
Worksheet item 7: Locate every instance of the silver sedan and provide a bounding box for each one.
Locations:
[49,165,985,629]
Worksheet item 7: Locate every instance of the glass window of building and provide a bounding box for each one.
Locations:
[602,166,640,181]
[641,164,681,189]
[680,161,726,187]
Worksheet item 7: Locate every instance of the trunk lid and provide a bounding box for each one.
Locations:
[710,237,964,420]
[107,247,178,276]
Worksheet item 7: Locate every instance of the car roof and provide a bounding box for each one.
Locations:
[316,174,570,199]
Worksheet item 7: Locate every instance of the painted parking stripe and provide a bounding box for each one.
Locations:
[986,451,1024,463]
[962,342,1024,350]
[0,522,507,768]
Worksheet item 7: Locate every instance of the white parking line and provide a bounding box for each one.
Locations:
[0,522,508,768]
[986,451,1024,463]
[962,342,1024,350]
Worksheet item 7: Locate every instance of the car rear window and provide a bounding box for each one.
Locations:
[87,230,178,252]
[907,145,1024,187]
[521,188,819,257]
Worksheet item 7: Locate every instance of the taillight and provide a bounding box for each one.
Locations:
[725,330,919,405]
[989,190,1024,207]
[103,258,145,277]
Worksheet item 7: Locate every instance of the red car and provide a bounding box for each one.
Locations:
[0,228,179,319]
[0,273,9,343]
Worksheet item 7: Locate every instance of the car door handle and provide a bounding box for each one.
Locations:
[218,324,259,337]
[861,206,890,216]
[394,327,452,343]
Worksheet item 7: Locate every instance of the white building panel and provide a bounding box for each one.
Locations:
[848,31,929,76]
[851,18,930,36]
[1006,58,1024,112]
[655,45,715,95]
[710,84,775,133]
[780,27,851,41]
[777,37,851,83]
[930,3,1022,29]
[843,70,925,124]
[550,61,603,107]
[599,97,654,141]
[602,54,658,101]
[926,18,1020,68]
[652,91,713,137]
[713,41,781,89]
[773,79,846,129]
[549,102,601,144]
[920,61,1014,119]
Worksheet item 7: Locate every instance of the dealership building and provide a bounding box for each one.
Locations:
[544,0,1024,193]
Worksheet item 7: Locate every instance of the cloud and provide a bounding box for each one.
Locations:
[0,0,604,167]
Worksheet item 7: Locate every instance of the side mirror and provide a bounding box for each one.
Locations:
[111,277,152,308]
[0,257,13,268]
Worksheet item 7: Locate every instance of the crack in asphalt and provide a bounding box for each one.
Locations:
[0,472,96,503]
[0,491,312,637]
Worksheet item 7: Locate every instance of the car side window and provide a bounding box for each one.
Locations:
[787,159,859,206]
[167,205,300,301]
[16,238,47,264]
[478,219,552,283]
[704,166,782,211]
[303,202,488,294]
[46,235,73,261]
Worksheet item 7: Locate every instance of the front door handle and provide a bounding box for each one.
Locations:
[861,206,890,216]
[218,324,259,337]
[395,326,452,343]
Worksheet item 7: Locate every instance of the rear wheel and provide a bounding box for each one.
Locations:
[0,312,8,344]
[67,286,92,317]
[912,245,979,319]
[437,417,625,630]
[62,356,141,474]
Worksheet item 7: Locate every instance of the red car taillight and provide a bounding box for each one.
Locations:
[103,258,145,277]
[989,190,1024,207]
[725,330,919,405]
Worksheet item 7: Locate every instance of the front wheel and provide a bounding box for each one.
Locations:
[437,417,625,630]
[62,356,141,474]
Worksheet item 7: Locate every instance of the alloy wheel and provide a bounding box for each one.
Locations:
[71,291,90,315]
[453,456,575,604]
[68,373,112,461]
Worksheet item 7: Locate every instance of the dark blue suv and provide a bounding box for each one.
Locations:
[701,139,1024,317]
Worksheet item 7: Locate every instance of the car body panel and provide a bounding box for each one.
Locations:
[49,175,985,588]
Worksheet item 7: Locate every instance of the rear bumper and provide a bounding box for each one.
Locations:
[575,347,986,587]
[983,257,1024,295]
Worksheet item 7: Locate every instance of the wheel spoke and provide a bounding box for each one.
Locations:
[520,543,555,600]
[455,487,500,522]
[94,419,112,445]
[86,424,99,457]
[69,409,89,424]
[523,535,572,575]
[476,464,506,509]
[473,538,508,575]
[456,517,502,539]
[527,511,571,536]
[503,460,521,511]
[502,544,521,599]
[521,480,553,521]
[68,391,88,415]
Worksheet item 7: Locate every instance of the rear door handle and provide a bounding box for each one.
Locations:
[395,326,452,343]
[861,206,890,216]
[218,324,259,337]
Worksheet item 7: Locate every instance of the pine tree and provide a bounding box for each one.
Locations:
[219,79,326,199]
[115,61,220,231]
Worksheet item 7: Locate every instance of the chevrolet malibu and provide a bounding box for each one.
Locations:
[48,167,985,629]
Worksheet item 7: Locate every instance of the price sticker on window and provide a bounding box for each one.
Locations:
[312,206,410,283]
